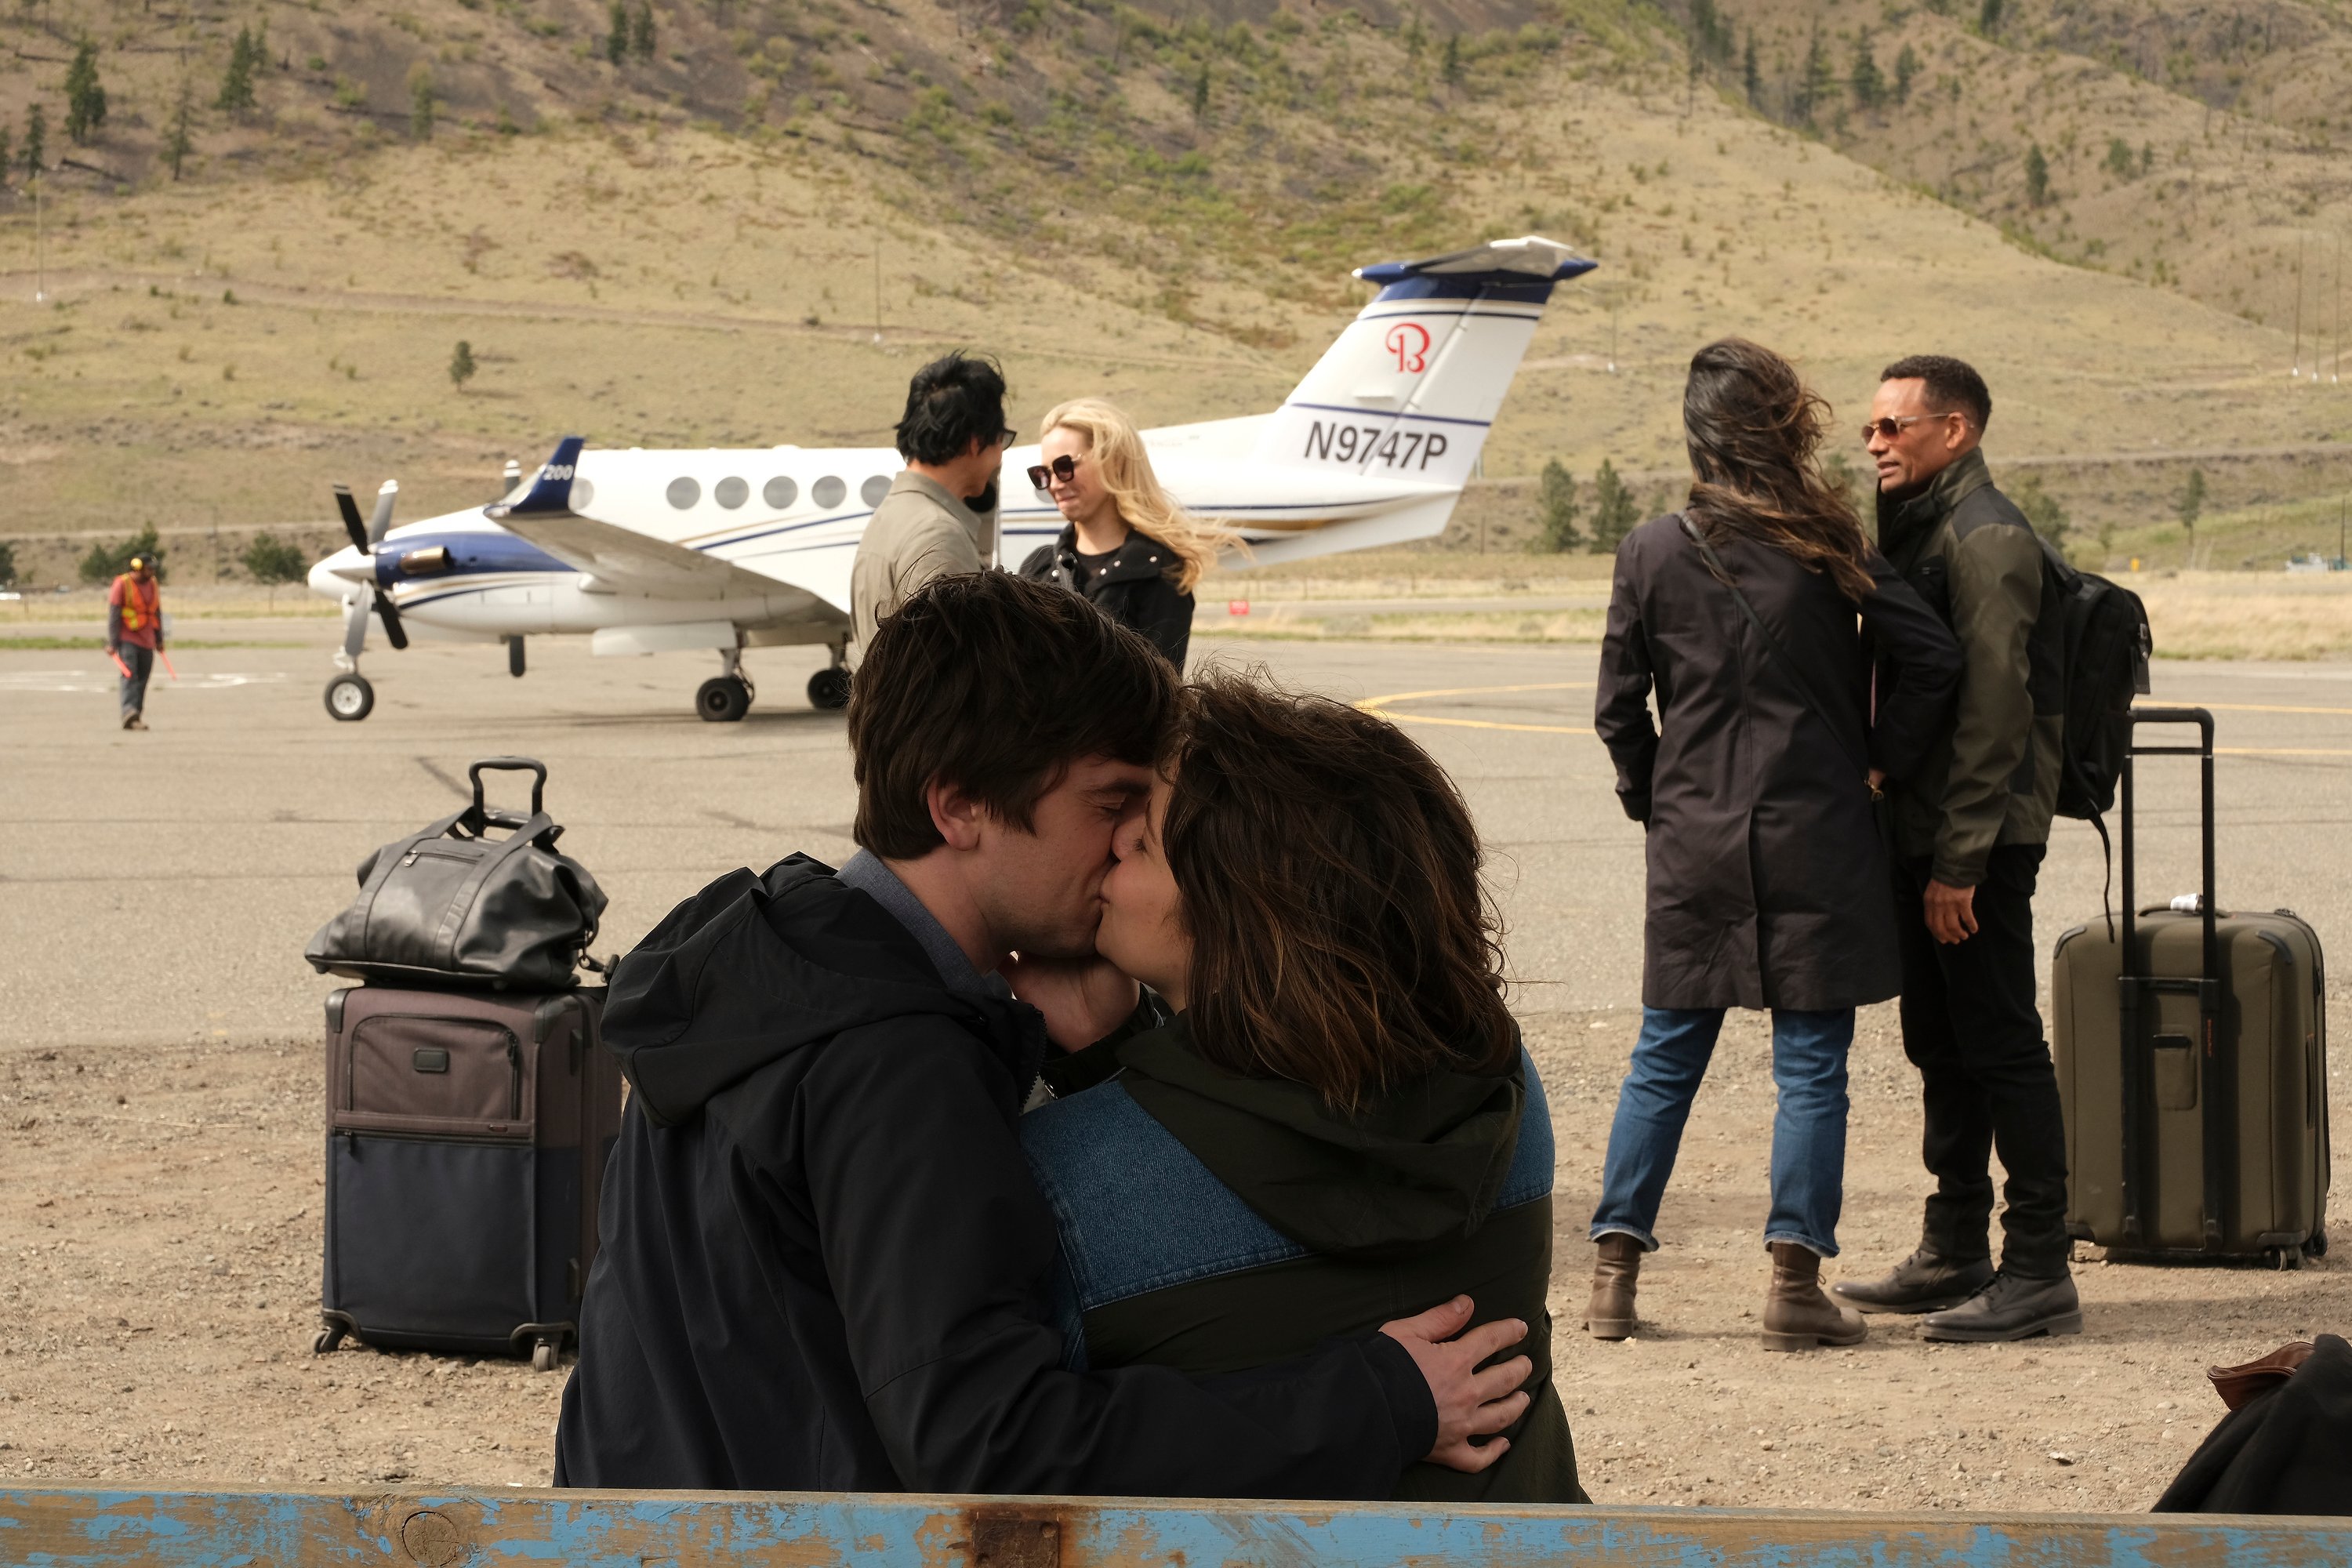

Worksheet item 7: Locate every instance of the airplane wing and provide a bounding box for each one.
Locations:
[489,437,828,612]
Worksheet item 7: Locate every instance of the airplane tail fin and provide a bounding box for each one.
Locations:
[1251,237,1592,490]
[487,436,585,520]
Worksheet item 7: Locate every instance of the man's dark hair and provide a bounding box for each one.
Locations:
[848,571,1179,858]
[894,350,1010,466]
[1880,354,1992,430]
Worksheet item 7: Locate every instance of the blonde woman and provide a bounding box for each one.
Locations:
[1018,398,1229,666]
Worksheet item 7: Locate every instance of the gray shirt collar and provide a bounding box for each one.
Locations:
[837,849,1004,1000]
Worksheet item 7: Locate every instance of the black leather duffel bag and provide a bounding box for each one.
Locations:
[307,757,608,990]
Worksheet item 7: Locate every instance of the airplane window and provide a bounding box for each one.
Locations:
[572,478,596,510]
[860,474,890,507]
[666,476,701,510]
[763,476,797,510]
[812,475,847,509]
[714,476,749,510]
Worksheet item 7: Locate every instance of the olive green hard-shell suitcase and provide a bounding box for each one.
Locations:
[2053,708,2330,1266]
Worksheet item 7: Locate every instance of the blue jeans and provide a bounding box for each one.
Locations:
[1590,1006,1853,1257]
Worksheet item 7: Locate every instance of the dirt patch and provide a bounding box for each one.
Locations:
[2,1011,2342,1505]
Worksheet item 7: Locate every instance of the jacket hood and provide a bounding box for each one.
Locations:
[1116,1017,1524,1259]
[604,854,1032,1127]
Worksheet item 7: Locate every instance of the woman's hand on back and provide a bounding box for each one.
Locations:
[1002,952,1142,1052]
[1380,1296,1533,1472]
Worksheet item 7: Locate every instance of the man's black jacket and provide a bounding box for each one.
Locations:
[553,854,1435,1494]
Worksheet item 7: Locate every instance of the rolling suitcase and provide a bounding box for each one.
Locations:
[2053,706,2331,1266]
[315,983,622,1367]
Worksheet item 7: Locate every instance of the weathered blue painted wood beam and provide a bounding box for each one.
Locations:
[2,1487,2347,1567]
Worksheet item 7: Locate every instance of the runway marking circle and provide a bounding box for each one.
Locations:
[1356,681,1594,735]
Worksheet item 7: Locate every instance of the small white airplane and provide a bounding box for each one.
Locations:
[306,235,1595,721]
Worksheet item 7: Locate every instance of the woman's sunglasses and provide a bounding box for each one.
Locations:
[1025,455,1080,488]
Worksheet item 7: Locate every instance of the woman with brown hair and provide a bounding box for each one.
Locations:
[1015,670,1583,1503]
[1585,337,1962,1350]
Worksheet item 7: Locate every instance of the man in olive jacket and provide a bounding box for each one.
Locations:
[1834,355,2081,1343]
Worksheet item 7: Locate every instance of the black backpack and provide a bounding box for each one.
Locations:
[2039,541,2153,921]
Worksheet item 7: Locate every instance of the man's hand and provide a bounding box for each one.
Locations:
[1924,879,1978,944]
[1380,1296,1531,1473]
[1002,952,1141,1052]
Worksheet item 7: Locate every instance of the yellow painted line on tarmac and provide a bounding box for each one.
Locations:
[2216,747,2352,757]
[1358,681,1595,736]
[2191,702,2352,717]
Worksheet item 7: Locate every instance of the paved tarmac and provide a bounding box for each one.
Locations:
[5,622,2352,1049]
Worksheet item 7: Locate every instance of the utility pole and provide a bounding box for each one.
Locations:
[2336,230,2343,384]
[2291,234,2304,377]
[872,240,882,345]
[32,169,44,304]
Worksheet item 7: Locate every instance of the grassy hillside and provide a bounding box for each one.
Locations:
[1692,0,2352,343]
[0,0,2345,574]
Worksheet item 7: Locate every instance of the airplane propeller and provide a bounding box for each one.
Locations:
[333,478,408,655]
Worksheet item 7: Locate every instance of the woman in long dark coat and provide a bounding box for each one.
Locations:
[1587,339,1962,1352]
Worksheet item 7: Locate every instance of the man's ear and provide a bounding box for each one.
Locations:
[924,776,989,852]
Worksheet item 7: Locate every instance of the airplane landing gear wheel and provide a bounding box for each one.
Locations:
[807,666,851,710]
[696,675,752,722]
[325,673,375,721]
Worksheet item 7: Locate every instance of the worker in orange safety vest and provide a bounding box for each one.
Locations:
[107,554,165,731]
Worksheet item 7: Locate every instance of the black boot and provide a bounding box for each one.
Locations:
[1919,1269,2082,1342]
[1831,1227,1994,1314]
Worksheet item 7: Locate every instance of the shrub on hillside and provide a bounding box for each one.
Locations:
[81,526,165,585]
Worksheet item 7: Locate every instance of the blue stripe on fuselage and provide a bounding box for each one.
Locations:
[375,532,572,588]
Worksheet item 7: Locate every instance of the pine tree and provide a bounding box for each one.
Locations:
[448,339,477,390]
[1587,459,1638,554]
[1742,31,1761,106]
[2012,474,2070,546]
[1441,32,1462,93]
[24,103,45,181]
[1794,31,1832,124]
[0,126,11,190]
[64,37,107,144]
[607,0,629,64]
[408,61,435,139]
[217,26,258,114]
[1979,0,2003,35]
[164,79,193,180]
[1535,459,1581,552]
[1893,43,1920,103]
[632,1,656,60]
[2024,141,2050,205]
[1191,61,1210,122]
[1849,28,1884,109]
[2176,466,2205,528]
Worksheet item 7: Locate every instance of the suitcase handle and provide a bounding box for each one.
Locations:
[469,757,547,818]
[2118,706,2227,1249]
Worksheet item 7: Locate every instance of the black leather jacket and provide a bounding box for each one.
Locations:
[1018,527,1194,667]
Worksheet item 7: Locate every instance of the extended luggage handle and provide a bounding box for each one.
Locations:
[470,757,546,820]
[2117,706,2227,1250]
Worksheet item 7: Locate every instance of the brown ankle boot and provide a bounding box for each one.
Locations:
[1761,1241,1867,1352]
[1585,1233,1642,1340]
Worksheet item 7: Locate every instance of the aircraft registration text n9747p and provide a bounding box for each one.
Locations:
[303,236,1595,724]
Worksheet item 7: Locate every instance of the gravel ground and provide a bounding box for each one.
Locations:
[3,1004,2340,1507]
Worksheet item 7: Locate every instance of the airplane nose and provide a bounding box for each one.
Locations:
[310,552,370,593]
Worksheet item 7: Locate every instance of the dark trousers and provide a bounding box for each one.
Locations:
[1893,844,2071,1278]
[117,643,154,718]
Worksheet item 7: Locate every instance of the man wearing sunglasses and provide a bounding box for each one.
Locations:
[851,350,1017,662]
[1834,354,2079,1344]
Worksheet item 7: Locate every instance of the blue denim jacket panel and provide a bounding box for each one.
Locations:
[1022,1048,1556,1333]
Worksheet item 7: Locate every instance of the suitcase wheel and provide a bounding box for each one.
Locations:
[2308,1227,2331,1260]
[2264,1246,2303,1272]
[531,1337,559,1374]
[313,1323,347,1356]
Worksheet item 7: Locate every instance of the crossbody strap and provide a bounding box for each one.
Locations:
[1677,514,1871,779]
